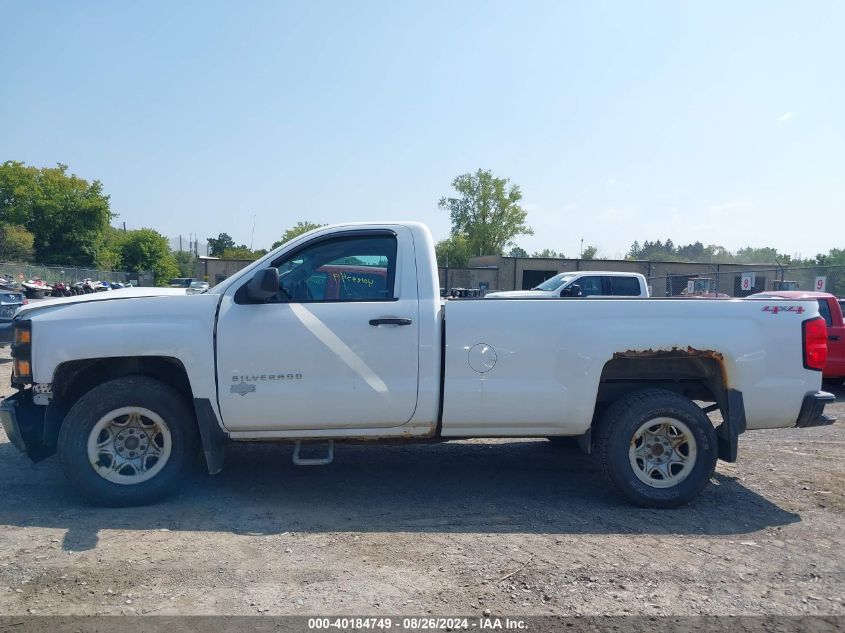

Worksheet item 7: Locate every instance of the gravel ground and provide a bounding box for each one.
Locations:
[0,346,843,617]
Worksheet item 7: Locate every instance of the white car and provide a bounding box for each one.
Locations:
[486,271,649,298]
[187,281,210,295]
[1,222,833,508]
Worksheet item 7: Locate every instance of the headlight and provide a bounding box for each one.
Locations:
[11,320,32,386]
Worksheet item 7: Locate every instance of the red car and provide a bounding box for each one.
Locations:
[751,291,845,381]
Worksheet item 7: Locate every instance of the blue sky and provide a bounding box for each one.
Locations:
[1,1,843,258]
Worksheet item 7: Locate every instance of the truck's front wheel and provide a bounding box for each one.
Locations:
[58,376,198,506]
[595,389,717,508]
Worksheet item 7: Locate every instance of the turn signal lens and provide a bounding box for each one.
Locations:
[14,359,31,379]
[14,328,30,345]
[802,317,827,371]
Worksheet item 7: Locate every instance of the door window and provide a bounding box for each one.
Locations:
[575,276,602,296]
[274,234,397,302]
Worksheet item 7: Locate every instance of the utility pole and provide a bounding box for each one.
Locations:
[579,238,584,259]
[250,214,257,251]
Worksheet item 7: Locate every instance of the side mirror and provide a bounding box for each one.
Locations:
[562,284,583,297]
[246,268,280,301]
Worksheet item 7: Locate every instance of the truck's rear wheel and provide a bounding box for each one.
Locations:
[595,389,717,508]
[58,376,197,506]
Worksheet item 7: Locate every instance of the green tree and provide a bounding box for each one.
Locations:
[438,169,533,257]
[96,226,128,270]
[120,228,180,286]
[532,248,563,258]
[173,250,197,277]
[0,224,35,261]
[814,248,845,266]
[508,246,528,258]
[435,234,471,267]
[733,247,788,264]
[207,232,235,257]
[0,224,35,262]
[581,245,598,260]
[221,246,262,260]
[0,161,113,265]
[272,221,325,249]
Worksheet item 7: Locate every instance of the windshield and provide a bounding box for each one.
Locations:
[534,273,577,292]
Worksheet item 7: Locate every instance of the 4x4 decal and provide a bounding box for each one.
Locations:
[762,305,806,315]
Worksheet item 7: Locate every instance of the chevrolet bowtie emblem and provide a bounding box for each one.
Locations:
[230,382,256,396]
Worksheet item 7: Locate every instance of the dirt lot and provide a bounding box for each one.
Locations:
[0,347,843,617]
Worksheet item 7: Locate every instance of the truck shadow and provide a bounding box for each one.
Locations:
[0,439,799,551]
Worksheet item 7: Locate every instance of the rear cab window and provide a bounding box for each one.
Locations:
[609,276,642,296]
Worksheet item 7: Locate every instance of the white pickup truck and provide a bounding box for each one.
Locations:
[485,271,649,298]
[0,222,835,508]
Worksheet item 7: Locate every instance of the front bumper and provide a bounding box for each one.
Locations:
[0,389,55,461]
[795,391,836,428]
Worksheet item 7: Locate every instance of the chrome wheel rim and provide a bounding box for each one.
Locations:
[87,407,172,485]
[628,417,697,488]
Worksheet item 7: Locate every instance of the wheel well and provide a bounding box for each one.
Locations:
[596,350,728,419]
[52,356,195,413]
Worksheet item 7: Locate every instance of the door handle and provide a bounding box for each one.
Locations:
[369,317,412,326]
[829,335,841,341]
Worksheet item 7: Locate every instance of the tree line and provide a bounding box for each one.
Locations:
[0,161,179,284]
[5,160,843,286]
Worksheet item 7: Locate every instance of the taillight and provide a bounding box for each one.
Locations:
[802,317,827,371]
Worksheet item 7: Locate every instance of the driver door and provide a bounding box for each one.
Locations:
[215,227,420,431]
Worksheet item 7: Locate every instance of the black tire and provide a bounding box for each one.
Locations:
[594,388,717,509]
[58,376,198,507]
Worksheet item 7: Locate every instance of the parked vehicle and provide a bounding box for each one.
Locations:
[0,222,835,508]
[751,291,845,381]
[0,275,21,292]
[170,277,196,289]
[681,277,730,299]
[486,271,649,298]
[50,282,73,297]
[187,280,210,295]
[21,278,50,300]
[0,291,26,345]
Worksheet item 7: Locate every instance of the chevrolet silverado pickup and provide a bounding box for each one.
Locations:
[0,222,836,508]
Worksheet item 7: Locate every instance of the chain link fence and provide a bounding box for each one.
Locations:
[647,265,845,298]
[0,262,127,285]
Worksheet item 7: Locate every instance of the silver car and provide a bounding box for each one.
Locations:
[187,280,210,295]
